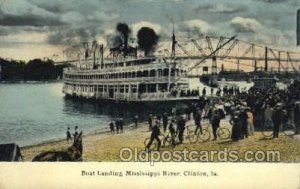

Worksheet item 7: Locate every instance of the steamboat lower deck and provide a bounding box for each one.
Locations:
[62,57,200,102]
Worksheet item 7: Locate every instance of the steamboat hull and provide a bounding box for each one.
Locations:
[62,57,200,103]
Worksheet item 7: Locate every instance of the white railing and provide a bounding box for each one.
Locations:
[64,61,174,75]
[63,76,188,84]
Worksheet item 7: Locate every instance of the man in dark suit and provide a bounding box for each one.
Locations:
[211,109,221,140]
[146,121,161,151]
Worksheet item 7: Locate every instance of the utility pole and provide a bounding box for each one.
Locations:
[278,51,281,73]
[211,56,217,75]
[264,47,268,72]
[171,25,176,59]
[100,44,104,69]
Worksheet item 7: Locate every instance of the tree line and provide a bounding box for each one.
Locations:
[0,58,67,81]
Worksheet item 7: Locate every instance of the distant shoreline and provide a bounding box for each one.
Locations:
[0,80,62,84]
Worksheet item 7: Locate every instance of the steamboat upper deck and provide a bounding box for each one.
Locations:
[62,57,200,102]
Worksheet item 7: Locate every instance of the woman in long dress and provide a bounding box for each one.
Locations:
[230,111,242,141]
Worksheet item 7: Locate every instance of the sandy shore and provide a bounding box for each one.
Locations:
[21,119,300,162]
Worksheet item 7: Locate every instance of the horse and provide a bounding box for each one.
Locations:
[32,132,83,162]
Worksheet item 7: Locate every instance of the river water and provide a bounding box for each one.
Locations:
[0,80,286,146]
[0,82,145,146]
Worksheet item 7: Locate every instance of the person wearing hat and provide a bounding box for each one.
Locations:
[168,119,176,147]
[264,104,274,129]
[145,120,161,151]
[109,121,115,134]
[162,112,168,133]
[239,107,249,139]
[294,101,300,134]
[194,108,203,135]
[176,115,186,144]
[115,118,120,134]
[272,104,282,138]
[202,87,206,97]
[66,127,72,143]
[148,114,153,131]
[73,126,81,143]
[230,111,242,141]
[119,118,124,133]
[246,107,255,136]
[133,115,138,129]
[211,109,221,140]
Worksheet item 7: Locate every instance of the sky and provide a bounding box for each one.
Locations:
[0,0,299,61]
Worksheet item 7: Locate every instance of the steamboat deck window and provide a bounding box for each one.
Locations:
[143,70,148,77]
[137,71,142,77]
[120,85,124,93]
[163,69,169,76]
[171,69,175,76]
[159,83,168,91]
[158,69,162,77]
[139,84,146,93]
[148,84,156,93]
[150,70,156,77]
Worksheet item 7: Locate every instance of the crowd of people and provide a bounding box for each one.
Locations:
[66,126,83,154]
[109,118,124,134]
[66,80,300,152]
[145,79,300,150]
[66,126,81,143]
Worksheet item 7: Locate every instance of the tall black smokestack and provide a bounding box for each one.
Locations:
[297,9,300,46]
[137,27,159,56]
[116,23,131,56]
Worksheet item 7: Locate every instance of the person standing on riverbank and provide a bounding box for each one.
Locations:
[134,115,138,129]
[272,104,282,138]
[109,122,115,134]
[73,126,81,143]
[177,115,186,144]
[120,118,124,133]
[294,101,300,134]
[146,120,161,151]
[264,104,273,129]
[163,112,168,133]
[148,114,153,131]
[240,108,249,139]
[169,119,176,147]
[194,108,202,135]
[115,119,120,134]
[211,109,221,140]
[246,108,255,136]
[202,87,206,96]
[230,111,241,141]
[66,127,72,143]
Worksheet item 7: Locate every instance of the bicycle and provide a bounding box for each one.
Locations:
[217,127,231,139]
[144,134,166,150]
[281,122,296,136]
[161,132,176,147]
[261,124,274,138]
[202,123,231,140]
[187,124,211,143]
